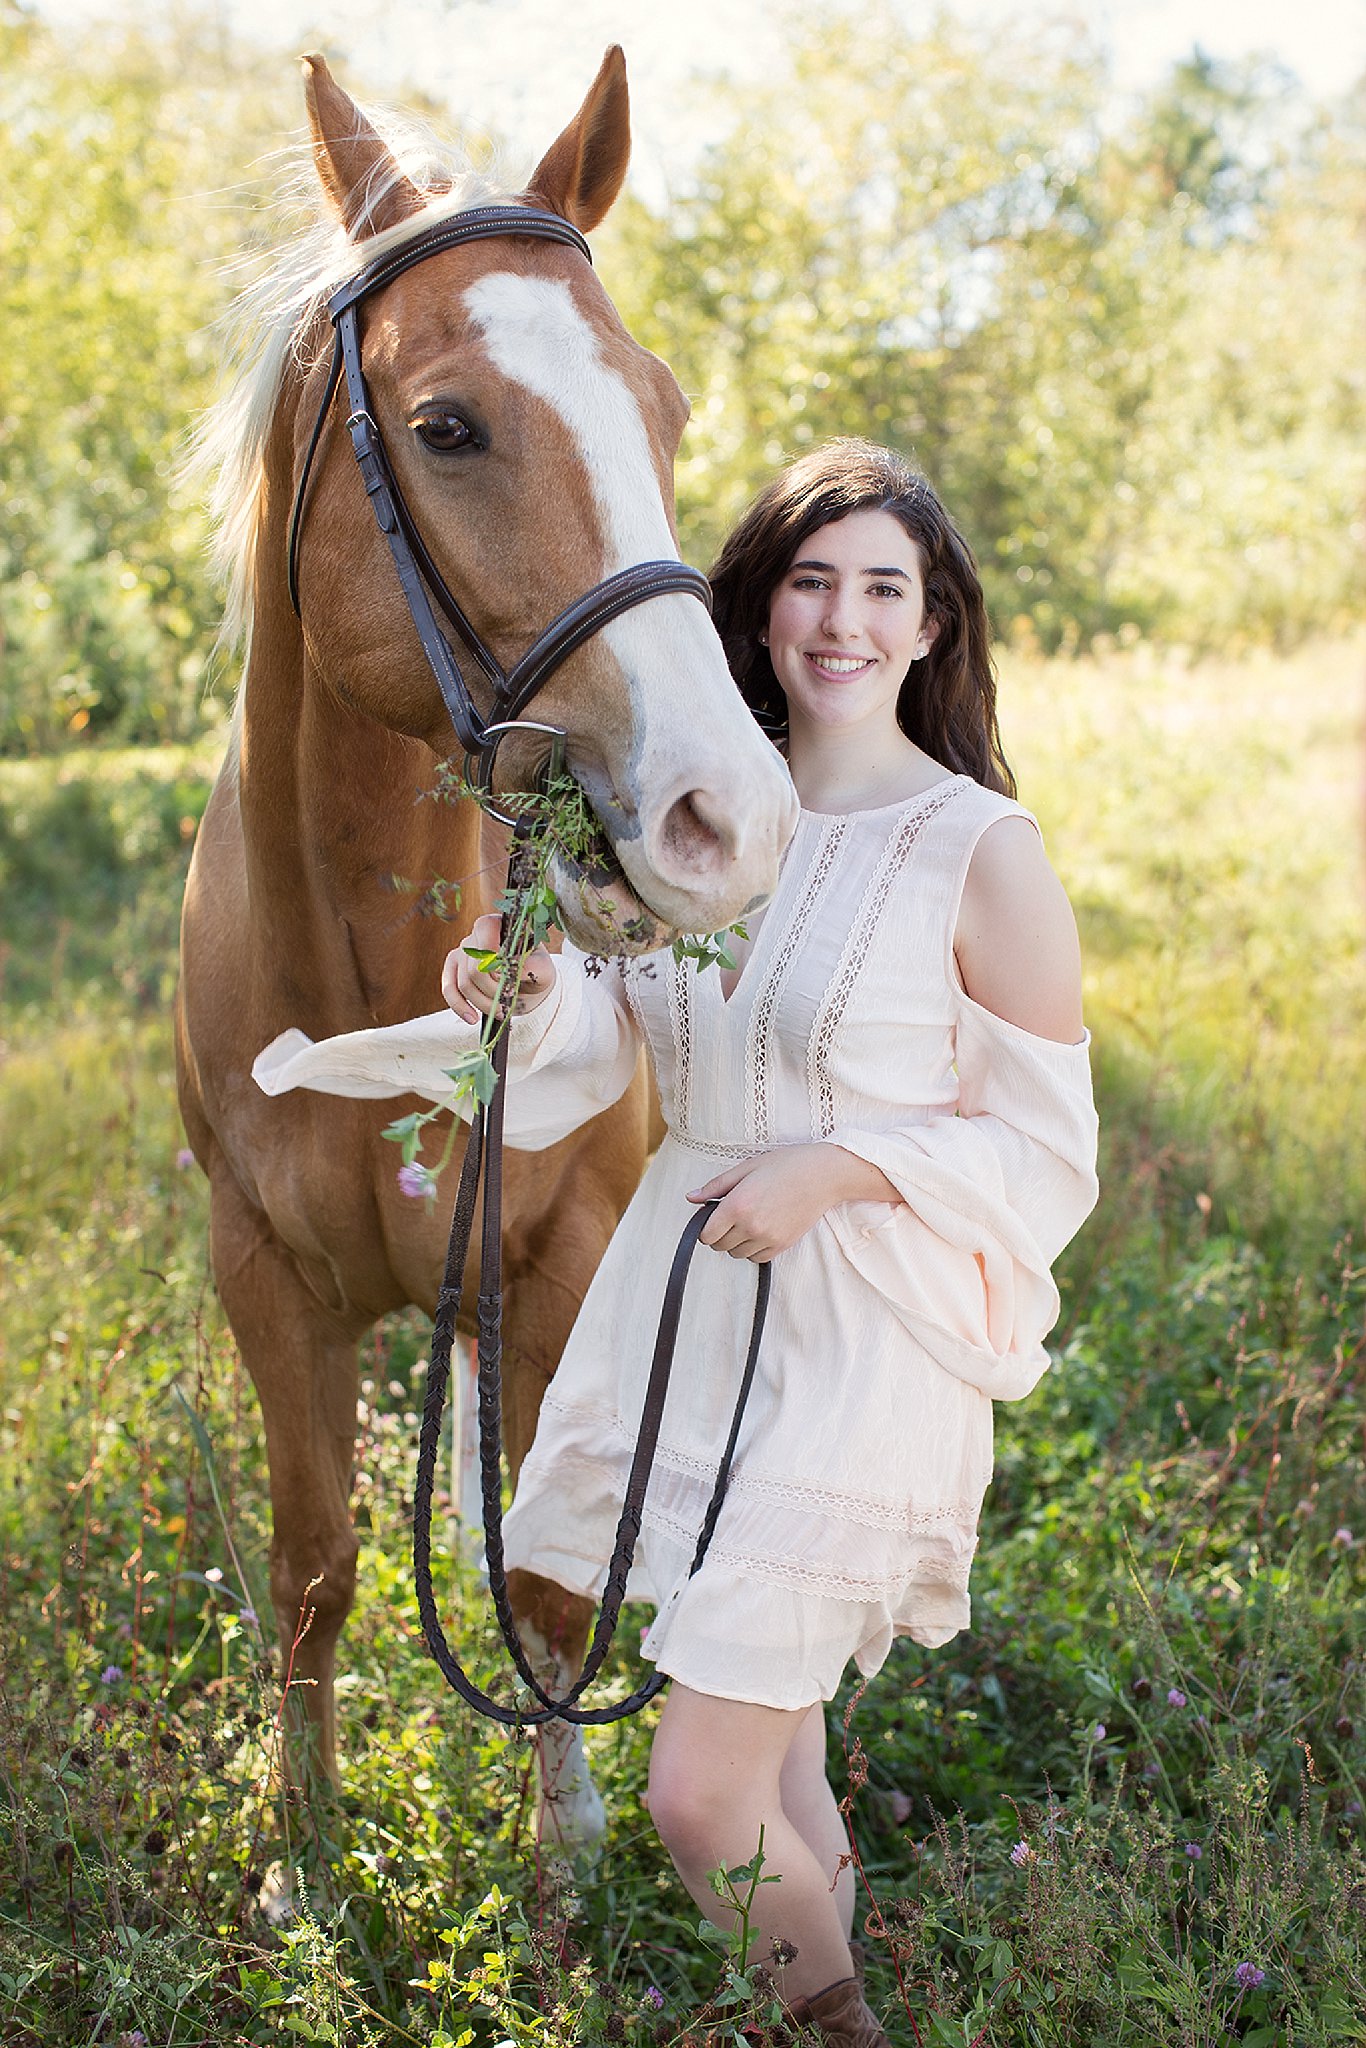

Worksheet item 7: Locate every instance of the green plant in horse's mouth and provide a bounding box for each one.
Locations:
[383,765,748,1202]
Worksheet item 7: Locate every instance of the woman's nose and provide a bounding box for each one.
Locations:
[821,588,863,640]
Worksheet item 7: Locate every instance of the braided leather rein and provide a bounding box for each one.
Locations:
[291,206,770,1724]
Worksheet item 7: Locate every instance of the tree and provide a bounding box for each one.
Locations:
[0,8,286,748]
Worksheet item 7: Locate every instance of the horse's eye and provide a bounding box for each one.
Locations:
[412,410,476,453]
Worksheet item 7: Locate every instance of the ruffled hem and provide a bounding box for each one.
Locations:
[502,1413,980,1708]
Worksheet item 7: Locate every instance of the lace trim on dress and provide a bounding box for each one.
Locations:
[641,1503,974,1599]
[668,953,694,1139]
[535,1393,980,1534]
[703,1546,973,1599]
[732,1465,976,1531]
[807,780,967,1137]
[621,958,648,1047]
[745,816,849,1151]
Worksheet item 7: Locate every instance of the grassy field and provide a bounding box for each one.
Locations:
[1,640,1364,2046]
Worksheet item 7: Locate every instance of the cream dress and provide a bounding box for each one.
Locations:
[254,774,1099,1710]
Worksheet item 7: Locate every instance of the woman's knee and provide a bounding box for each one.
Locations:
[648,1686,799,1863]
[647,1729,767,1866]
[648,1738,726,1861]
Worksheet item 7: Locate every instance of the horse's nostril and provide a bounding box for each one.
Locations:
[659,789,736,880]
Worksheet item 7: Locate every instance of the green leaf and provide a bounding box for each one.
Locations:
[445,1052,497,1107]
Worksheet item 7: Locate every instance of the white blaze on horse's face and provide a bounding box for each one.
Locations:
[464,271,797,934]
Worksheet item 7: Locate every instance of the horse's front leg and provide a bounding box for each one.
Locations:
[209,1166,367,1784]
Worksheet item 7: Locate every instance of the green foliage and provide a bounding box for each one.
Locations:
[0,744,216,1014]
[0,11,287,751]
[2,643,1366,2031]
[597,11,1364,650]
[2,640,1364,2040]
[1,6,1359,765]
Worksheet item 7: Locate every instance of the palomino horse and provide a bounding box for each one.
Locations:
[176,48,795,1846]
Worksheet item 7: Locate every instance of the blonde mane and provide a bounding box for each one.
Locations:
[193,100,513,651]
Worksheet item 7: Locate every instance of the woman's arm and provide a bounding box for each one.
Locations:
[688,1143,900,1262]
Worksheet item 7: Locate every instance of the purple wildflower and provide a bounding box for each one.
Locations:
[1092,1722,1106,1741]
[643,1987,665,2010]
[1332,1527,1355,1549]
[100,1664,123,1685]
[397,1161,438,1200]
[1184,1842,1202,1859]
[175,1147,195,1170]
[1233,1962,1265,1990]
[1167,1687,1187,1707]
[1010,1841,1038,1867]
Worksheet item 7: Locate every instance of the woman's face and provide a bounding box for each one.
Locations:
[765,508,936,738]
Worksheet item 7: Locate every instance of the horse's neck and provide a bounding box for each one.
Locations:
[233,435,489,1029]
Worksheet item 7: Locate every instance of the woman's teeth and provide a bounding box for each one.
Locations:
[808,654,871,676]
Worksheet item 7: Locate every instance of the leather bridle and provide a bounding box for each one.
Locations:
[286,202,713,804]
[289,204,768,1727]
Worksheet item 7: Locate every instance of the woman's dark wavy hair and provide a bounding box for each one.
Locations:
[709,439,1015,797]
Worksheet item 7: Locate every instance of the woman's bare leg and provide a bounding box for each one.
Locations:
[780,1701,855,1939]
[648,1683,855,2002]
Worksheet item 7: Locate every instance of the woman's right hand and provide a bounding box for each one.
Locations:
[442,913,557,1025]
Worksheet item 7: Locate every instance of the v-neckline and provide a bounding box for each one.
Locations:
[710,776,964,1009]
[714,810,828,1010]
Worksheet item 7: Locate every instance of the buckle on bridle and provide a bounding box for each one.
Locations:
[473,720,568,829]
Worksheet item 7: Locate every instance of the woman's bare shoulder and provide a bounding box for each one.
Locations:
[954,815,1084,1044]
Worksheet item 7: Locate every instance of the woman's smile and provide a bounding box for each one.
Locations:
[804,650,875,679]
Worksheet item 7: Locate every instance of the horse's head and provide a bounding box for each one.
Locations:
[292,50,797,949]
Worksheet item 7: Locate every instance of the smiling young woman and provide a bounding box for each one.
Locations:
[447,439,1099,2044]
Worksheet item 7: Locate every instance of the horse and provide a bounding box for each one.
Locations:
[176,45,796,1848]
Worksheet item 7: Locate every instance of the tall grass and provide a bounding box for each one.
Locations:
[1,642,1363,2044]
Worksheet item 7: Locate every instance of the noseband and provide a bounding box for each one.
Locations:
[285,203,713,798]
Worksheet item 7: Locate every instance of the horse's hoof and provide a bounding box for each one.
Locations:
[257,1859,301,1929]
[538,1776,608,1859]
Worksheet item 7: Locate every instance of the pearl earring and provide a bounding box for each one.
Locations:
[758,630,769,646]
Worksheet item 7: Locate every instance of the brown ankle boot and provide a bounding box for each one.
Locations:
[785,1974,891,2046]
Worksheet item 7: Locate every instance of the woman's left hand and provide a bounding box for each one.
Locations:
[687,1144,900,1263]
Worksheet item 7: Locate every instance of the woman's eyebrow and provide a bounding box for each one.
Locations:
[789,558,910,579]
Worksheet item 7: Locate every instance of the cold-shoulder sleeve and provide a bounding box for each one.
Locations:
[825,992,1099,1400]
[251,945,641,1152]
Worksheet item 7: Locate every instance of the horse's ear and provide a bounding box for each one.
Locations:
[526,45,630,232]
[302,53,424,238]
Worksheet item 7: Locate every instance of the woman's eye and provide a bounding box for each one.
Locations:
[869,583,903,599]
[413,411,476,452]
[792,576,827,591]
